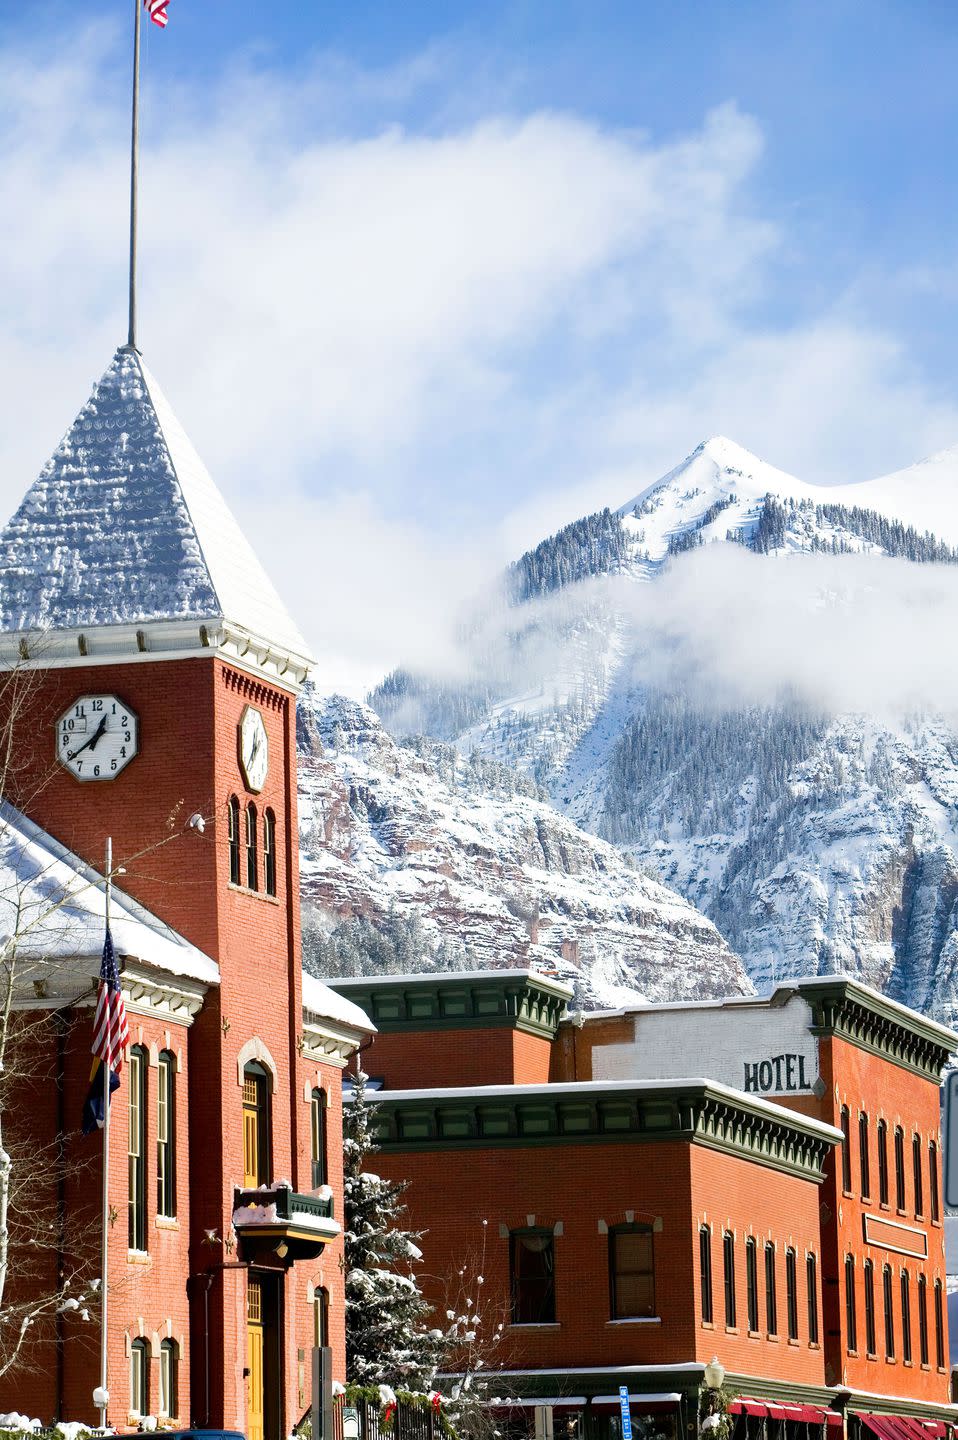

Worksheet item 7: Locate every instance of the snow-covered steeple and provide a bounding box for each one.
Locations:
[0,347,313,688]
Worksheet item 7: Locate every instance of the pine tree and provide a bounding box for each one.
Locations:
[343,1068,445,1389]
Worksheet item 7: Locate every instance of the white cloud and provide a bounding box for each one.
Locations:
[2,22,957,695]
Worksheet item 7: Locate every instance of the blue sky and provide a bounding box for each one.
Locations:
[2,1,958,688]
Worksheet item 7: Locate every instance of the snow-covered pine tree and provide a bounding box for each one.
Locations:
[343,1067,444,1389]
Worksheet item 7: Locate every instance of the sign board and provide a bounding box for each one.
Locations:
[619,1387,633,1440]
[593,993,820,1097]
[944,1073,958,1210]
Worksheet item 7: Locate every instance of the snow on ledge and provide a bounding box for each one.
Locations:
[303,971,376,1034]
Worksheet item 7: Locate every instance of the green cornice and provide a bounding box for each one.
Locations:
[327,971,571,1040]
[800,978,956,1083]
[372,1082,837,1182]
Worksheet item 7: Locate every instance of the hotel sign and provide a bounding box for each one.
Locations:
[743,1053,814,1094]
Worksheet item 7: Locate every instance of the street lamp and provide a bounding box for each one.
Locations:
[703,1358,725,1392]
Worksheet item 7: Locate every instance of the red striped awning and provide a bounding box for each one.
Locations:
[728,1401,842,1428]
[859,1416,947,1440]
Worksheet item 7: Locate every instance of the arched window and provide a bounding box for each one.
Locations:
[609,1223,655,1320]
[699,1225,713,1323]
[934,1278,945,1367]
[839,1106,851,1191]
[877,1119,889,1205]
[894,1126,906,1210]
[844,1255,857,1353]
[785,1248,798,1341]
[883,1264,895,1359]
[157,1050,176,1218]
[311,1088,327,1190]
[918,1274,929,1366]
[913,1134,924,1217]
[227,796,240,885]
[246,803,258,890]
[859,1112,870,1198]
[722,1231,736,1328]
[901,1270,912,1363]
[159,1338,178,1419]
[314,1287,330,1349]
[243,1061,270,1188]
[806,1252,819,1345]
[130,1337,150,1418]
[264,809,277,897]
[864,1259,876,1356]
[128,1046,147,1252]
[929,1141,940,1223]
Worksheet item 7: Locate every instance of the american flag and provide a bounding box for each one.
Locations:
[91,929,129,1072]
[144,0,169,27]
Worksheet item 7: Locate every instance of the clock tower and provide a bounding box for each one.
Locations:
[0,347,368,1432]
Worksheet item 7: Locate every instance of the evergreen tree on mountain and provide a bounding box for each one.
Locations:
[343,1068,444,1389]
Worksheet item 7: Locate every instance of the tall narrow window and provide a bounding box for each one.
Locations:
[723,1232,736,1328]
[935,1279,945,1368]
[159,1339,178,1420]
[878,1120,889,1205]
[510,1229,555,1324]
[929,1142,940,1224]
[314,1286,330,1348]
[845,1255,857,1353]
[242,1062,270,1188]
[840,1105,852,1191]
[746,1238,759,1332]
[895,1126,906,1210]
[228,795,240,885]
[765,1242,777,1336]
[864,1260,876,1356]
[157,1050,176,1218]
[883,1264,895,1359]
[130,1337,150,1418]
[264,809,277,897]
[610,1224,655,1319]
[246,802,258,890]
[806,1252,819,1345]
[699,1226,713,1324]
[128,1046,147,1251]
[901,1271,912,1363]
[918,1275,929,1367]
[311,1088,327,1190]
[912,1134,924,1217]
[859,1113,871,1198]
[786,1249,798,1341]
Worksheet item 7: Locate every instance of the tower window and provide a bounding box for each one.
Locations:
[243,1061,270,1188]
[859,1112,870,1198]
[311,1088,327,1190]
[264,808,277,897]
[128,1046,147,1252]
[878,1120,889,1205]
[157,1050,176,1218]
[246,803,258,890]
[227,795,240,885]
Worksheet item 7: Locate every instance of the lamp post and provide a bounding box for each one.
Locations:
[700,1358,727,1440]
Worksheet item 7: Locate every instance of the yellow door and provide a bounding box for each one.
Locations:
[247,1280,264,1440]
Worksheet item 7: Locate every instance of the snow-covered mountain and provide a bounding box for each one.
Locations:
[369,436,958,1026]
[295,691,749,1009]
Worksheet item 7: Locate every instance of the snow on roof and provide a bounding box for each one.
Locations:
[302,971,376,1034]
[0,347,310,659]
[0,801,218,985]
[328,968,575,998]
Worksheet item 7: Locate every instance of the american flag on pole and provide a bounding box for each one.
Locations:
[91,929,130,1073]
[144,0,169,27]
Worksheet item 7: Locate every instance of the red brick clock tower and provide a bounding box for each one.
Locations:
[0,347,370,1433]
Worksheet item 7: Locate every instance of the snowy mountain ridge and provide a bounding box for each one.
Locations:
[368,435,958,1025]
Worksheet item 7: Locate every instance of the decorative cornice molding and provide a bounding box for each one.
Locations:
[801,979,955,1082]
[0,616,311,694]
[115,962,208,1027]
[329,972,571,1040]
[371,1081,837,1182]
[301,1012,367,1069]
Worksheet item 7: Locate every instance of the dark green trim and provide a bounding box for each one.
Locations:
[434,1363,706,1404]
[372,1082,837,1182]
[845,1392,958,1422]
[801,979,955,1083]
[327,973,570,1040]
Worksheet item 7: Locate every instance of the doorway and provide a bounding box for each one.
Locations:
[247,1271,282,1440]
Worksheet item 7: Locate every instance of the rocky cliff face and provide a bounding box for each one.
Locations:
[296,691,750,1009]
[369,436,958,1025]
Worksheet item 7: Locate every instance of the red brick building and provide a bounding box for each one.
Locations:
[0,348,373,1435]
[330,970,957,1440]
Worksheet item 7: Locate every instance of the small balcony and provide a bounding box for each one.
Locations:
[232,1182,340,1262]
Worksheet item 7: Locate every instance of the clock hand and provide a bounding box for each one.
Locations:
[67,715,108,762]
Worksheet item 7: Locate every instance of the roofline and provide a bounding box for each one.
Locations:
[364,1076,845,1145]
[328,968,576,1001]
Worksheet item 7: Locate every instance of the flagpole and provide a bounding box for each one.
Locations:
[98,837,112,1430]
[128,0,141,351]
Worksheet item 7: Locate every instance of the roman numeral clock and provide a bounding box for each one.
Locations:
[56,694,139,781]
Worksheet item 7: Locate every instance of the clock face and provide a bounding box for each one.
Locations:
[56,695,139,782]
[239,706,268,792]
